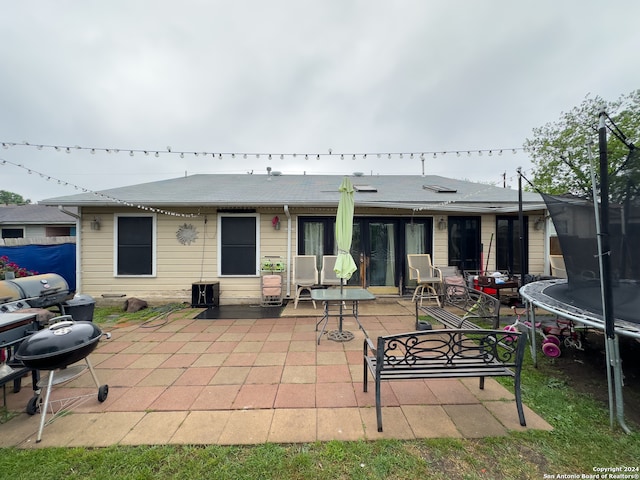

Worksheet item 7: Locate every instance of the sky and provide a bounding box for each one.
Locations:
[1,1,639,202]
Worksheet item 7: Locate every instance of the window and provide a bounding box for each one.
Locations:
[448,216,481,272]
[2,228,23,239]
[46,226,74,237]
[496,216,528,274]
[219,215,258,276]
[115,215,155,276]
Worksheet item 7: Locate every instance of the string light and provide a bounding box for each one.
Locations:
[0,157,198,218]
[0,140,528,162]
[1,140,534,214]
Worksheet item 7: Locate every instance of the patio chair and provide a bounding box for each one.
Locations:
[293,255,318,309]
[320,255,342,286]
[407,254,442,306]
[549,254,567,278]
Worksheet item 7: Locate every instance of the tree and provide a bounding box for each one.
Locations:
[0,190,31,205]
[524,90,640,201]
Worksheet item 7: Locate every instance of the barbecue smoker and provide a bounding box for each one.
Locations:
[0,273,71,312]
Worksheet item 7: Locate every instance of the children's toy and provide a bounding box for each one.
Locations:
[503,306,584,358]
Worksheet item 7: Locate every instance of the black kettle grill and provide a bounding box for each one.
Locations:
[15,316,109,443]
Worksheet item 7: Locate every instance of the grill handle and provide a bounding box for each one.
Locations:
[48,315,74,329]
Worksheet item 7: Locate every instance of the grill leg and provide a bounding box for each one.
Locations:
[85,357,101,388]
[36,371,55,443]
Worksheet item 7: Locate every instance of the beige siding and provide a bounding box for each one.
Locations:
[80,207,297,304]
[78,206,545,304]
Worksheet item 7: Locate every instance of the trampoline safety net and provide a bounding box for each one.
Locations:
[541,148,640,325]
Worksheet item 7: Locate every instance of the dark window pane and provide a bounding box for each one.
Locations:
[221,217,257,275]
[2,228,23,239]
[117,217,153,275]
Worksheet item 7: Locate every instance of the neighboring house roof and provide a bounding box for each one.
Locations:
[39,174,544,213]
[0,204,78,224]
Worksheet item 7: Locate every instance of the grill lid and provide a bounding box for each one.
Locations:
[15,319,103,370]
[1,273,71,308]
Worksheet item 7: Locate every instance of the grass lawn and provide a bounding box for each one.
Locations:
[0,307,638,479]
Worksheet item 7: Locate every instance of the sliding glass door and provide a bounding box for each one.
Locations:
[299,216,434,294]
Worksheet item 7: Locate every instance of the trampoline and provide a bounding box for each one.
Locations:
[520,112,639,432]
[521,279,640,342]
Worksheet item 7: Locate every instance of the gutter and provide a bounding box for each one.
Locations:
[284,205,291,297]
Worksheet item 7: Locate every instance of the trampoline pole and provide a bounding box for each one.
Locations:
[591,125,632,434]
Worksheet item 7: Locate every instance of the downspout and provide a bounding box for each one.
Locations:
[58,205,81,294]
[284,205,292,298]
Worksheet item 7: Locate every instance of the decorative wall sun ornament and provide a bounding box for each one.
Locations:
[176,223,198,245]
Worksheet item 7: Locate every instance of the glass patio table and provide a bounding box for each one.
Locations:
[311,288,375,344]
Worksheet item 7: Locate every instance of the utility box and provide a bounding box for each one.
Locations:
[191,282,220,308]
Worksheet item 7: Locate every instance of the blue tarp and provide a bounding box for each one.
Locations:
[0,243,76,292]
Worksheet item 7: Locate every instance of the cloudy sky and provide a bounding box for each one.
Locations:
[1,1,638,202]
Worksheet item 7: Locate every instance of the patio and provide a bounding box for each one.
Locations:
[0,299,551,448]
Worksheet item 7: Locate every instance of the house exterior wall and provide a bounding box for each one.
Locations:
[78,206,546,305]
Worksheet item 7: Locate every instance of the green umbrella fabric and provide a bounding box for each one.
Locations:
[334,177,357,280]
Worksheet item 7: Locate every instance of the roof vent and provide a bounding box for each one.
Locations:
[422,184,457,193]
[354,185,377,192]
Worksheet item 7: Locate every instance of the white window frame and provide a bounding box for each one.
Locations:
[113,213,157,277]
[217,213,260,277]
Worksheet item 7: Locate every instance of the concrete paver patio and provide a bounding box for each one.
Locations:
[0,299,552,448]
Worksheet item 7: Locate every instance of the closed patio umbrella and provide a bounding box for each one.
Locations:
[328,177,358,342]
[334,176,357,286]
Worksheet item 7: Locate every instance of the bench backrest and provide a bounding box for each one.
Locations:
[375,329,526,370]
[442,280,501,322]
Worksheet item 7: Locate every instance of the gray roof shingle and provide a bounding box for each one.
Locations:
[39,174,543,213]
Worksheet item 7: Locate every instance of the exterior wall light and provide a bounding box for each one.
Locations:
[90,217,101,231]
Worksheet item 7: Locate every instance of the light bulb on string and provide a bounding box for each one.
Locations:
[129,151,134,157]
[155,152,159,157]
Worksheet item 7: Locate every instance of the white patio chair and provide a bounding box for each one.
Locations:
[407,254,442,306]
[293,255,318,309]
[320,255,342,286]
